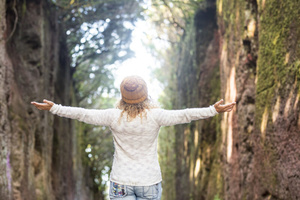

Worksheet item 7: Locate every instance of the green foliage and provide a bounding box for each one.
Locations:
[21,0,26,16]
[74,95,119,197]
[213,194,222,200]
[52,0,145,197]
[58,0,144,105]
[158,126,176,200]
[147,1,227,199]
[146,0,204,44]
[146,2,203,199]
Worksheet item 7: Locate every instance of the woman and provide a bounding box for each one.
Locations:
[31,75,235,200]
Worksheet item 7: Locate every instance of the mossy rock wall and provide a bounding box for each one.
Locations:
[253,0,300,199]
[217,0,300,199]
[169,0,300,199]
[0,0,92,199]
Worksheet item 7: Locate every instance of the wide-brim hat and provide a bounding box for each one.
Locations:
[120,76,148,104]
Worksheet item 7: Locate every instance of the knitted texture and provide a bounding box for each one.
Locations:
[120,76,148,104]
[50,104,218,186]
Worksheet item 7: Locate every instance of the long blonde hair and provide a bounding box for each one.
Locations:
[116,98,158,122]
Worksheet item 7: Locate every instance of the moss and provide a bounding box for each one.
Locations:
[255,0,300,130]
[205,117,224,200]
[254,1,300,198]
[22,0,27,16]
[260,142,279,189]
[214,194,222,200]
[218,0,248,42]
[209,62,221,103]
[255,87,275,133]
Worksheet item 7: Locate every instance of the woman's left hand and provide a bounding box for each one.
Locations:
[214,99,236,113]
[31,99,54,111]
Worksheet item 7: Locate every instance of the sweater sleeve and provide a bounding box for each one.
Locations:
[150,105,218,126]
[49,104,116,126]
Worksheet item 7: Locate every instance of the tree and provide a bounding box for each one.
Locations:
[56,0,145,197]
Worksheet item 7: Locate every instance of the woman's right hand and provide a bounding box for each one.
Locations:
[31,99,54,111]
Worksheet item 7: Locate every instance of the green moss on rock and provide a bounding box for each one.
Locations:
[256,0,300,131]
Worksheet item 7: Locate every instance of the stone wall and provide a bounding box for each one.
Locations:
[171,0,300,199]
[217,0,300,199]
[0,0,91,199]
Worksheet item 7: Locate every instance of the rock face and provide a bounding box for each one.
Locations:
[0,0,91,199]
[172,3,222,200]
[218,0,300,199]
[171,0,300,199]
[0,0,14,198]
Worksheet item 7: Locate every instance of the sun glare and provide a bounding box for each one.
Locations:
[113,21,163,101]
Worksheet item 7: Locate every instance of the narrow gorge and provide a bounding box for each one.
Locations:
[0,0,299,200]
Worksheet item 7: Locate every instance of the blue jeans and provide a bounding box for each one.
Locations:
[109,181,162,200]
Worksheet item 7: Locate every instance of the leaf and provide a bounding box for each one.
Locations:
[70,0,75,5]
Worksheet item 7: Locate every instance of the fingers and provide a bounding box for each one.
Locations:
[223,102,236,112]
[31,102,46,110]
[224,106,234,112]
[31,102,45,106]
[43,99,54,106]
[215,99,224,106]
[31,99,54,111]
[31,101,41,107]
[214,100,236,113]
[223,102,236,109]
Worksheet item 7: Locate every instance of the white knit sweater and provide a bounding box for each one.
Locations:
[50,104,218,186]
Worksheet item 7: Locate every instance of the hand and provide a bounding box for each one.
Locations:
[214,99,236,113]
[31,99,54,111]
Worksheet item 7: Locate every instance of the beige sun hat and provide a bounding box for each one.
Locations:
[120,76,148,104]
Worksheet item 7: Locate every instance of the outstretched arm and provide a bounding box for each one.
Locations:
[31,99,116,126]
[151,99,236,126]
